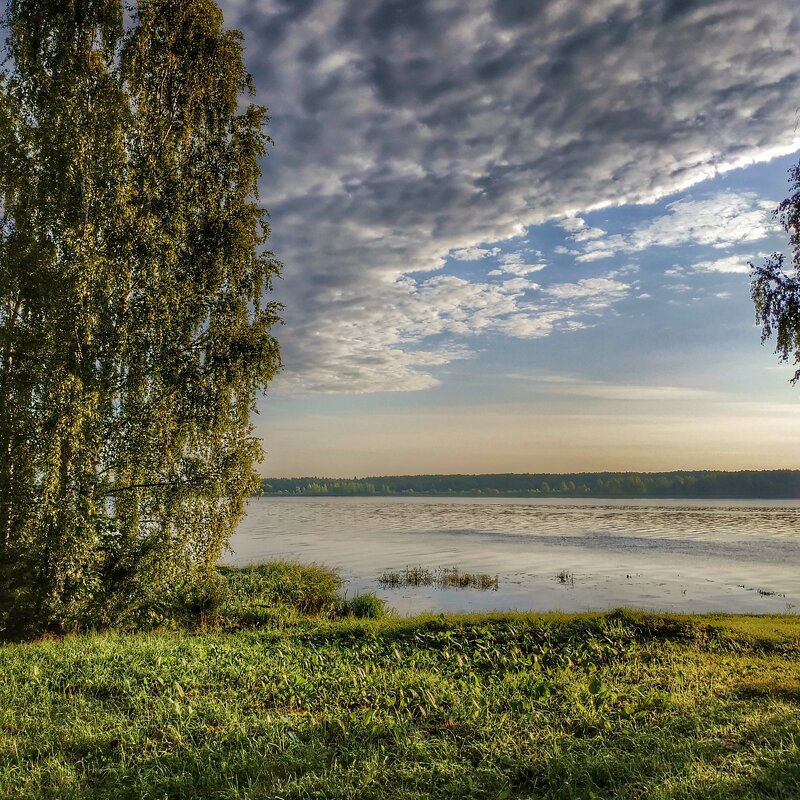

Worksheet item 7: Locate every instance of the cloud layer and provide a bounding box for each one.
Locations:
[222,0,800,393]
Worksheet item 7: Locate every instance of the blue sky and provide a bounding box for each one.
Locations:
[219,0,800,476]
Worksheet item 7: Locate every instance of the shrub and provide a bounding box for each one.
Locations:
[218,562,343,617]
[344,592,386,619]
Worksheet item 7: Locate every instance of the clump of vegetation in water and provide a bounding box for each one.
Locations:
[1,610,798,798]
[379,565,499,591]
[379,565,436,587]
[556,569,575,586]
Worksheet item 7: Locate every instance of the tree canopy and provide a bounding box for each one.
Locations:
[0,0,282,637]
[751,159,800,382]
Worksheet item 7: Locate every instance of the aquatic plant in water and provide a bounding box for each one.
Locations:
[378,566,499,591]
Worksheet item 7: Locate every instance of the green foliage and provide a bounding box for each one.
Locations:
[752,159,800,382]
[0,0,281,638]
[82,562,352,631]
[218,562,343,622]
[262,470,800,498]
[343,592,386,619]
[0,611,798,798]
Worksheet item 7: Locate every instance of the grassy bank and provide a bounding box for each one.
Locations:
[0,567,798,799]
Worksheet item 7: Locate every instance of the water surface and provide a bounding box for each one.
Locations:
[225,497,800,615]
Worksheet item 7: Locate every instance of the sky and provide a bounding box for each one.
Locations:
[218,0,800,477]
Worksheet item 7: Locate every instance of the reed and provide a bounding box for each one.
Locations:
[378,565,499,591]
[556,569,575,586]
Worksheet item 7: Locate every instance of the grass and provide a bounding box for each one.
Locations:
[344,592,387,619]
[0,565,799,798]
[379,565,499,591]
[215,562,344,626]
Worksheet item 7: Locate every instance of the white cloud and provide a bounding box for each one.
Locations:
[487,251,548,276]
[501,277,540,292]
[273,269,630,394]
[573,226,607,242]
[574,192,777,262]
[220,0,800,393]
[559,217,587,233]
[542,277,629,303]
[537,375,724,402]
[576,249,618,263]
[630,193,775,249]
[690,255,753,273]
[450,246,502,261]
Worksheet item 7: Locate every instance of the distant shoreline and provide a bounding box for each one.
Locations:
[257,492,800,500]
[259,470,800,500]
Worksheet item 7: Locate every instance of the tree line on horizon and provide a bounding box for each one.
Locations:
[260,470,800,499]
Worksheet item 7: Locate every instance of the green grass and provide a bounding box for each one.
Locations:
[379,566,499,591]
[215,562,344,626]
[0,568,798,798]
[212,562,386,624]
[343,592,386,619]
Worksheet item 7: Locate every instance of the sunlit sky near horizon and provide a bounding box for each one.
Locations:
[219,0,800,477]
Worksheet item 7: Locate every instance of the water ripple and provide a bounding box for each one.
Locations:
[227,497,800,615]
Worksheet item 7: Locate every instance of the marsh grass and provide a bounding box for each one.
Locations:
[0,609,798,799]
[184,563,386,627]
[341,592,386,619]
[80,562,347,634]
[196,562,343,628]
[556,569,575,586]
[379,565,499,591]
[379,564,435,587]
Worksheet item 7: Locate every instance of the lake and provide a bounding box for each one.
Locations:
[224,496,800,615]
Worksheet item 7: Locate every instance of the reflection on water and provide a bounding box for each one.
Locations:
[224,497,800,615]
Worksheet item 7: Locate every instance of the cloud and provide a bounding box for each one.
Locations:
[536,375,724,402]
[220,0,800,393]
[574,192,777,262]
[273,268,631,394]
[487,251,548,276]
[450,246,502,261]
[561,217,607,242]
[689,255,754,274]
[573,227,607,242]
[542,277,629,304]
[559,217,587,233]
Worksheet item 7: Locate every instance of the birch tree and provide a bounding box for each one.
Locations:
[752,160,800,383]
[0,0,282,637]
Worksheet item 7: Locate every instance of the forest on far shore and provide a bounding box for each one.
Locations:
[260,470,800,499]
